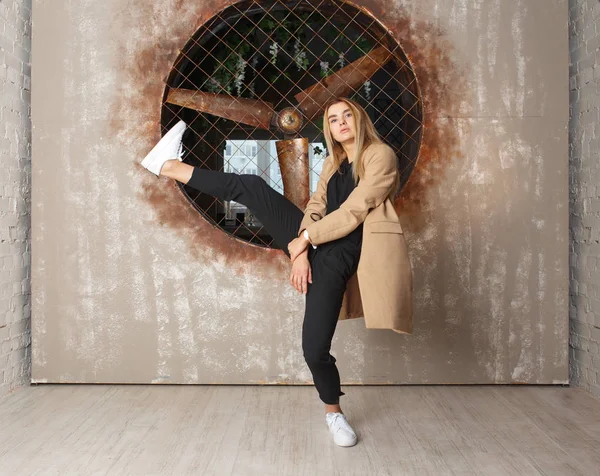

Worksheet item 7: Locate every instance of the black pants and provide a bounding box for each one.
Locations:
[187,168,359,404]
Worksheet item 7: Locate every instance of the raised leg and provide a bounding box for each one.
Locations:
[161,160,304,256]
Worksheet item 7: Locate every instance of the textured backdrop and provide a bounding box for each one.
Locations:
[31,0,569,385]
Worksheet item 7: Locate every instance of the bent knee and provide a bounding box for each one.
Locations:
[302,347,334,367]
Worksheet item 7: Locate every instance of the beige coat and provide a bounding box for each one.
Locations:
[298,142,413,334]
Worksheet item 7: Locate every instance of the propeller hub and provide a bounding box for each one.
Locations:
[275,107,304,134]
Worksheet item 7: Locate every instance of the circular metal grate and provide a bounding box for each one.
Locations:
[161,0,422,248]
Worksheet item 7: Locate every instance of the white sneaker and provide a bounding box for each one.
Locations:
[141,120,187,176]
[326,412,358,447]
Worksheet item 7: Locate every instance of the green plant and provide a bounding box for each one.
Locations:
[201,9,372,98]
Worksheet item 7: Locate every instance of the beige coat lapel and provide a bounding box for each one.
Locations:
[296,142,413,334]
[300,143,398,245]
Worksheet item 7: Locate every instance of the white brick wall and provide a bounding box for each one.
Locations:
[569,0,600,398]
[0,0,32,398]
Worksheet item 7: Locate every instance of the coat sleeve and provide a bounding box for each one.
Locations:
[304,144,397,246]
[297,154,333,237]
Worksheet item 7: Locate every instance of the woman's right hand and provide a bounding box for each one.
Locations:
[290,251,313,295]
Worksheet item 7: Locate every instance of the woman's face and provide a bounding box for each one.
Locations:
[327,101,355,145]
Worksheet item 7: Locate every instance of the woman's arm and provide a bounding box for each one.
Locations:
[303,143,397,246]
[296,154,334,238]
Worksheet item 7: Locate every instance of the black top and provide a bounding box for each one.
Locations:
[324,157,363,251]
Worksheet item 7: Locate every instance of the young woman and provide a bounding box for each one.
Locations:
[141,97,400,447]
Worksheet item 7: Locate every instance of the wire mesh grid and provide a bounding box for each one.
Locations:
[160,0,422,248]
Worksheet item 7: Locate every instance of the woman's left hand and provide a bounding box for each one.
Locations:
[288,236,309,262]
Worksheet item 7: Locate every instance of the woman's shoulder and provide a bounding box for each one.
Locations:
[363,142,396,160]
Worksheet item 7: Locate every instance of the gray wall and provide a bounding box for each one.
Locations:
[29,0,570,386]
[0,0,31,398]
[569,0,600,398]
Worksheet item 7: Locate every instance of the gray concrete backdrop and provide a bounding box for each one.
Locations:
[569,0,600,398]
[0,0,31,398]
[27,0,570,386]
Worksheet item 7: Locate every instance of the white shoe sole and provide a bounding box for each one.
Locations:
[333,434,358,447]
[141,120,186,175]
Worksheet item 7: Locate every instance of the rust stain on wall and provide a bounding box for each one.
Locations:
[359,1,469,233]
[109,0,467,270]
[110,0,288,279]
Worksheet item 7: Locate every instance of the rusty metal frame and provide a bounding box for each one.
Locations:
[161,0,423,248]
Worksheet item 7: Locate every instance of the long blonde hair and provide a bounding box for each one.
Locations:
[322,97,400,199]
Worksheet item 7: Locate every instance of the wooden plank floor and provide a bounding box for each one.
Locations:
[0,385,599,475]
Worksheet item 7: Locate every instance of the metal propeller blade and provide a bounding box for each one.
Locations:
[275,138,310,210]
[165,89,276,130]
[294,45,393,120]
[165,47,393,212]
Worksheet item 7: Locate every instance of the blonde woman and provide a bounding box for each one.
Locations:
[141,97,400,447]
